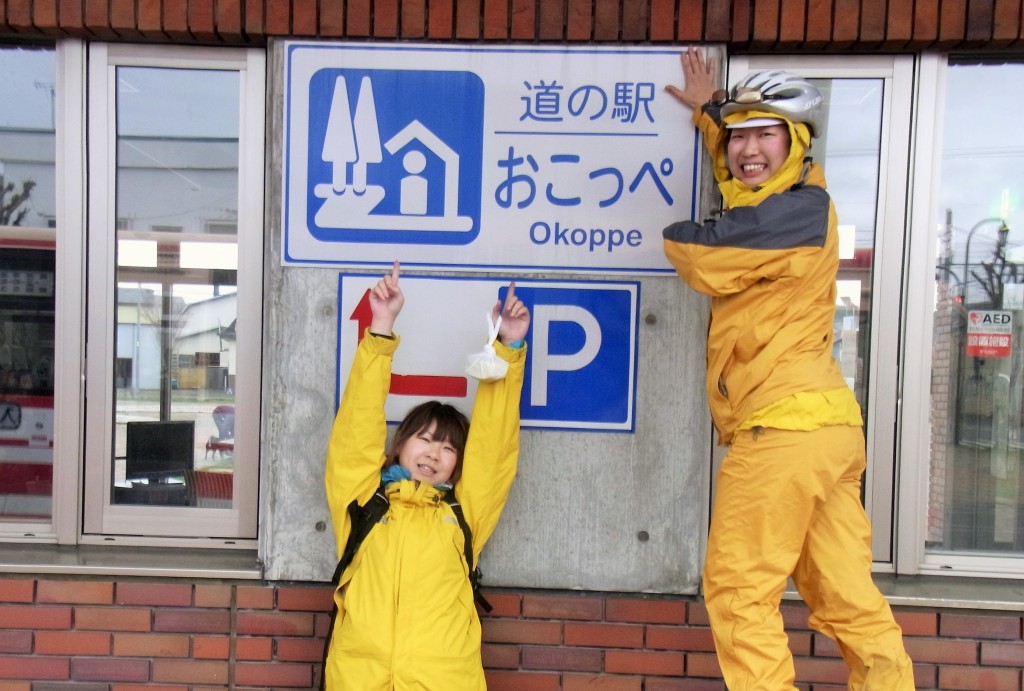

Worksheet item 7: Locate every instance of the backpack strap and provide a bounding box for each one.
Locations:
[444,491,492,613]
[320,484,389,691]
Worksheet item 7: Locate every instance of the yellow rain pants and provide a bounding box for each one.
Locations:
[703,425,915,690]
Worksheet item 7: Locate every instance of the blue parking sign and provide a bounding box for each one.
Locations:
[509,283,639,430]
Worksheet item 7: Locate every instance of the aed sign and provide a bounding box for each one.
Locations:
[284,42,698,274]
[966,310,1013,358]
[336,274,639,431]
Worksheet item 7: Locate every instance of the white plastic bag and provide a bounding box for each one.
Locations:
[465,312,509,382]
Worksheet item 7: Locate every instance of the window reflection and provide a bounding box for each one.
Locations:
[930,61,1024,554]
[111,66,239,508]
[0,45,56,524]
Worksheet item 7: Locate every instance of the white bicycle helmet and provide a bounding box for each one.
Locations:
[713,70,825,138]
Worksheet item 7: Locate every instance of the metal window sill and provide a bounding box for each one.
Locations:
[0,543,262,579]
[785,573,1024,612]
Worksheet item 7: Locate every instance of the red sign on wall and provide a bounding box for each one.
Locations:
[966,310,1013,358]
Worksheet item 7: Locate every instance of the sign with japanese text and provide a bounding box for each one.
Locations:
[336,273,640,431]
[966,310,1013,358]
[284,43,698,274]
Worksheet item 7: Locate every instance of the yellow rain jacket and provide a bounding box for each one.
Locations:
[323,331,525,690]
[663,107,860,445]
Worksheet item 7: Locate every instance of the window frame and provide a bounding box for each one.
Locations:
[80,43,264,545]
[899,53,1024,578]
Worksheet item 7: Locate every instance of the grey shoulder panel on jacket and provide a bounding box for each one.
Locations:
[663,185,830,251]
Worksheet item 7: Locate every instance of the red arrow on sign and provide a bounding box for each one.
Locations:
[351,289,468,398]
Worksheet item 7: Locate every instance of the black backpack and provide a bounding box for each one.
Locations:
[319,483,491,689]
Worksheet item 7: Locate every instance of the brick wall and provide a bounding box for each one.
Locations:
[2,577,1024,689]
[0,0,1021,50]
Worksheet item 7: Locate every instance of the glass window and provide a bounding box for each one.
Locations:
[83,45,263,541]
[928,61,1024,557]
[0,45,57,529]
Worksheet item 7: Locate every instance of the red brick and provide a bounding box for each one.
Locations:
[401,0,426,36]
[483,620,562,645]
[153,609,229,634]
[788,631,811,656]
[686,651,723,678]
[607,598,686,625]
[688,601,710,625]
[904,637,978,664]
[238,636,274,660]
[275,636,324,662]
[71,657,149,682]
[480,0,504,37]
[58,0,86,34]
[0,605,71,630]
[593,0,619,40]
[374,0,399,35]
[0,655,69,680]
[112,633,189,658]
[485,669,561,691]
[276,585,333,612]
[730,0,750,43]
[793,656,848,684]
[235,661,314,687]
[109,0,141,36]
[509,0,534,39]
[236,585,274,610]
[162,0,191,39]
[832,0,859,45]
[779,603,810,630]
[894,609,938,636]
[265,0,290,34]
[192,635,229,660]
[804,0,833,48]
[136,0,165,36]
[649,0,674,41]
[941,612,1021,640]
[605,649,684,676]
[482,592,521,617]
[347,0,370,35]
[193,584,232,609]
[116,583,191,607]
[566,0,593,40]
[152,659,229,684]
[938,664,1021,690]
[187,0,217,41]
[982,640,1024,666]
[455,0,481,38]
[522,645,603,672]
[648,679,724,691]
[243,0,263,36]
[320,0,345,35]
[111,686,187,691]
[36,631,111,655]
[214,0,242,40]
[538,0,563,39]
[647,625,716,652]
[0,631,32,654]
[992,0,1021,44]
[778,0,807,45]
[237,611,314,636]
[0,682,31,691]
[37,581,113,606]
[564,673,643,691]
[482,643,520,668]
[565,622,644,649]
[427,0,454,37]
[676,0,705,41]
[75,607,150,632]
[523,594,603,621]
[0,580,33,603]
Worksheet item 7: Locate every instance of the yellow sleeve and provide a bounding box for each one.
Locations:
[324,331,399,558]
[455,340,526,560]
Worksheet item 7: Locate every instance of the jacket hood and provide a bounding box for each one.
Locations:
[714,109,814,209]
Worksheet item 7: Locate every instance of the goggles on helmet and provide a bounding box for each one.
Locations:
[710,87,783,108]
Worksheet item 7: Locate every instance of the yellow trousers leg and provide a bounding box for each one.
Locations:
[702,426,914,690]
